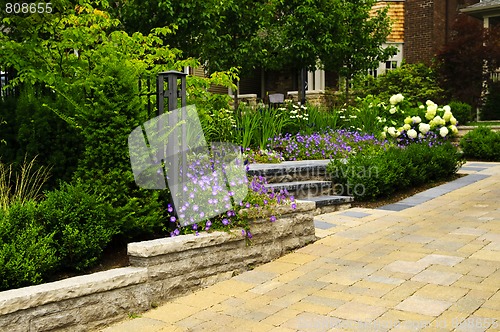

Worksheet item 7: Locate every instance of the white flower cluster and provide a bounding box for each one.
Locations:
[381,95,459,139]
[389,93,404,105]
[289,104,308,120]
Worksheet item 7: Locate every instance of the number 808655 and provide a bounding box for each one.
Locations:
[5,2,52,14]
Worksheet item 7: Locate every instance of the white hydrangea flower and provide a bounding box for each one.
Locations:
[443,111,453,122]
[450,116,457,125]
[404,116,413,124]
[407,129,418,139]
[449,125,458,134]
[403,123,411,131]
[419,123,431,134]
[427,103,438,113]
[389,107,397,114]
[443,105,451,113]
[439,126,449,137]
[433,115,445,126]
[412,116,422,124]
[389,93,404,105]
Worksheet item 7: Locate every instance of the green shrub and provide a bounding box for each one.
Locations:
[355,63,445,105]
[73,63,165,240]
[449,101,473,125]
[328,142,464,200]
[460,127,500,161]
[37,182,116,272]
[0,201,58,290]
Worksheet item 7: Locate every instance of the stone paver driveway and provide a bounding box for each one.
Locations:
[102,162,500,331]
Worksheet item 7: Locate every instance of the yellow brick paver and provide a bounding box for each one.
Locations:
[101,162,500,332]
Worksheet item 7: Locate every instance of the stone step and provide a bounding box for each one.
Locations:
[264,180,333,199]
[247,160,331,183]
[300,195,353,215]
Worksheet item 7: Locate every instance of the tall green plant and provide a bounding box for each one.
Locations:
[341,95,387,135]
[257,108,291,150]
[234,105,260,149]
[304,106,341,134]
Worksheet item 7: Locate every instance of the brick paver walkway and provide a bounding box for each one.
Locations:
[102,162,500,332]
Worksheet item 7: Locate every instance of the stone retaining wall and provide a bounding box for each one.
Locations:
[0,201,316,332]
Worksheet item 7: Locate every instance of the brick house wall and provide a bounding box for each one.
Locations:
[404,0,480,65]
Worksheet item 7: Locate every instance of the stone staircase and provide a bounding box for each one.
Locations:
[247,160,353,215]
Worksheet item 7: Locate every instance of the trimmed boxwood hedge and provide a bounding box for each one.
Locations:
[327,141,465,200]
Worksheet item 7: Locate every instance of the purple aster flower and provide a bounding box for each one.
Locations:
[167,204,173,213]
[247,231,253,239]
[241,229,246,236]
[270,215,277,222]
[170,216,176,222]
[291,203,297,209]
[222,218,229,225]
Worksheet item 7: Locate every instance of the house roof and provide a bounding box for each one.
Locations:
[461,0,500,19]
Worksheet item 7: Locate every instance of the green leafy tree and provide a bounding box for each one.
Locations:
[333,0,397,99]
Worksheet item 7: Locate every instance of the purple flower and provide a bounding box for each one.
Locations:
[222,218,229,225]
[291,203,297,209]
[247,231,253,239]
[241,229,247,236]
[167,204,173,213]
[170,216,176,222]
[270,215,277,222]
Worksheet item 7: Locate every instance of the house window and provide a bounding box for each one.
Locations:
[386,61,398,71]
[368,68,378,78]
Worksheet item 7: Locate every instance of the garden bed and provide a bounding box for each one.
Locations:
[0,201,315,332]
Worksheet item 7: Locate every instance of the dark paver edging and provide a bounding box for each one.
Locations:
[376,173,491,212]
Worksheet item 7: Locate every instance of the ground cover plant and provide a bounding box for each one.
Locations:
[268,129,385,161]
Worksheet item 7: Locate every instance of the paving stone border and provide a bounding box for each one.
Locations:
[0,201,316,332]
[376,173,491,212]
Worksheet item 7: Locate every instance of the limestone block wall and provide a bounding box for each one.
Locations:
[0,201,316,332]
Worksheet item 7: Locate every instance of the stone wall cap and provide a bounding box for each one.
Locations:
[128,231,238,258]
[0,267,147,316]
